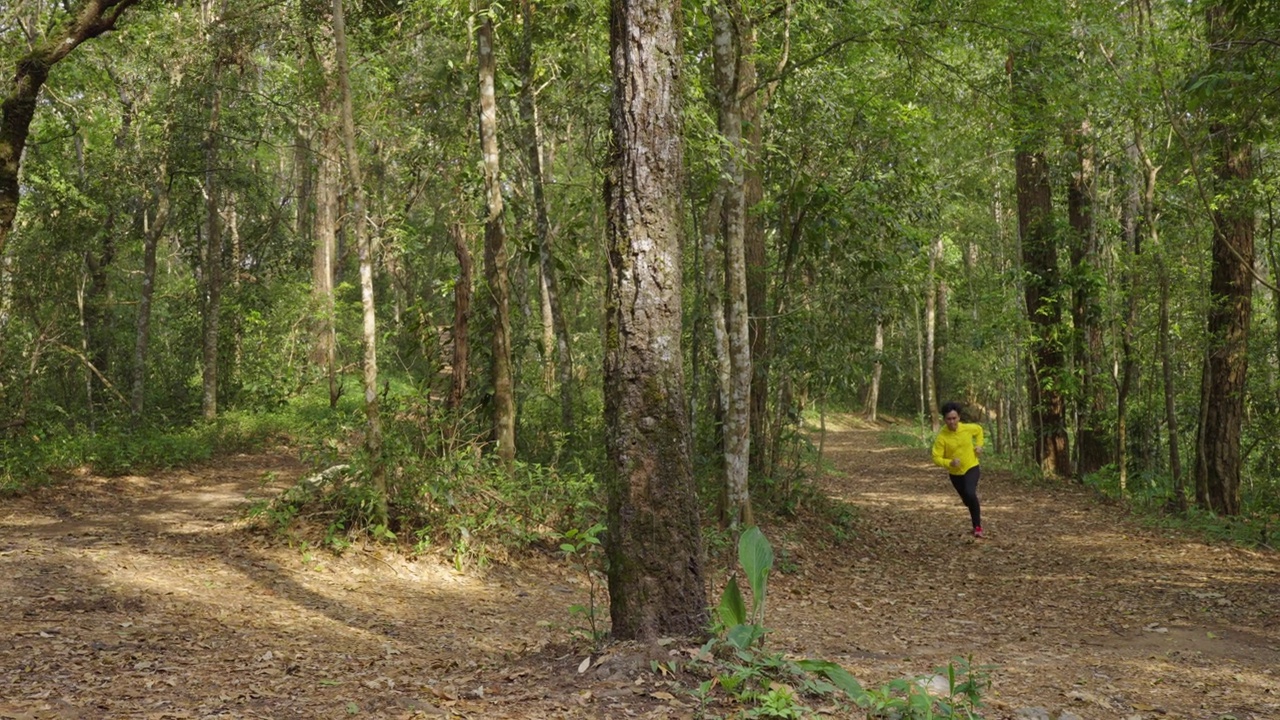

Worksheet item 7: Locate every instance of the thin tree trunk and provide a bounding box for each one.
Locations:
[865,315,883,421]
[130,167,170,419]
[313,120,341,408]
[1117,143,1141,494]
[701,184,730,524]
[477,10,516,469]
[333,0,387,526]
[448,217,472,412]
[740,17,768,476]
[518,0,573,430]
[712,0,751,529]
[925,235,940,431]
[200,54,225,422]
[604,0,707,641]
[1133,130,1184,507]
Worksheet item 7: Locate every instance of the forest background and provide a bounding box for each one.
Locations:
[1,0,1279,634]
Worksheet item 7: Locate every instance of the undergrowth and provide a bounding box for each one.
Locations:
[0,411,294,495]
[247,388,603,568]
[680,527,990,719]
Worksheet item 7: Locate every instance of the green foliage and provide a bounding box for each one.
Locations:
[559,523,608,650]
[693,528,989,718]
[0,411,293,495]
[247,384,603,566]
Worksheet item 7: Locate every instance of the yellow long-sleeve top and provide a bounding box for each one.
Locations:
[932,422,984,475]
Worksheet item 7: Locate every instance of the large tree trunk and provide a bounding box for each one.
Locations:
[1068,121,1108,478]
[1194,3,1254,517]
[604,0,707,641]
[712,0,752,529]
[0,1,139,258]
[333,0,387,527]
[1011,43,1071,479]
[477,11,516,469]
[518,0,574,431]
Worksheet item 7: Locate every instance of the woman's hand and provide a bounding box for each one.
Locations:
[950,458,960,469]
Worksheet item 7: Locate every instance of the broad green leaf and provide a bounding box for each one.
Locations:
[738,526,773,615]
[718,577,746,627]
[796,659,866,701]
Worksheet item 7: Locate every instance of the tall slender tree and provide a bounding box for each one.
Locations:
[477,6,516,469]
[333,0,387,526]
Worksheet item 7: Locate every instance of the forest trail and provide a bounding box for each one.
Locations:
[2,425,1278,719]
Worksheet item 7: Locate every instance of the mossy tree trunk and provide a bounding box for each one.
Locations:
[604,0,708,641]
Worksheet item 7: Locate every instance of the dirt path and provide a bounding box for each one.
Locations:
[2,428,1278,719]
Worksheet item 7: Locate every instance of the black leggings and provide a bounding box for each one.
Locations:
[949,466,982,529]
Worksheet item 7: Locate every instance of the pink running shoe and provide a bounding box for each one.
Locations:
[972,526,985,539]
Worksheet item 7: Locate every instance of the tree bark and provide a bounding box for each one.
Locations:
[865,314,883,421]
[0,1,139,259]
[1117,143,1142,495]
[200,49,225,422]
[925,234,940,431]
[1068,120,1108,478]
[1011,43,1071,479]
[740,16,768,476]
[1194,3,1254,516]
[313,119,341,408]
[712,0,752,529]
[448,217,472,413]
[518,0,574,431]
[333,0,387,527]
[477,11,516,469]
[604,0,707,641]
[130,166,170,420]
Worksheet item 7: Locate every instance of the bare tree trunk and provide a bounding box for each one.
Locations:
[1011,42,1071,479]
[700,185,730,523]
[865,314,883,421]
[130,166,170,419]
[712,0,751,529]
[448,218,472,412]
[1068,119,1108,478]
[200,53,225,422]
[333,0,386,526]
[604,0,707,641]
[925,234,940,431]
[1117,142,1142,495]
[740,17,769,477]
[313,119,341,408]
[477,10,516,469]
[1194,3,1254,517]
[518,0,573,430]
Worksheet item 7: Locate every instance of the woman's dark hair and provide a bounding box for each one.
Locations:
[940,401,963,417]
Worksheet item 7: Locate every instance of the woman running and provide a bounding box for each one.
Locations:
[931,401,986,538]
